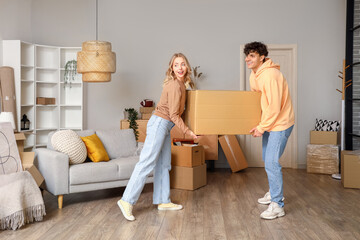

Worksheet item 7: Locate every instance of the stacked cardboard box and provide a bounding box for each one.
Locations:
[310,131,340,145]
[140,107,155,120]
[120,119,148,142]
[170,142,206,190]
[341,150,360,189]
[170,164,206,191]
[307,144,339,174]
[307,131,340,174]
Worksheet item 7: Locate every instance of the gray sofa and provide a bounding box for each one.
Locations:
[34,129,153,209]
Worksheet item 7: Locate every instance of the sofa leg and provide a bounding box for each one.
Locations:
[58,195,63,209]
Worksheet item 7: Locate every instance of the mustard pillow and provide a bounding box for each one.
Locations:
[80,134,110,162]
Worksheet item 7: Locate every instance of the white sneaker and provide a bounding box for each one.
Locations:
[157,202,183,211]
[117,199,135,221]
[260,202,285,220]
[258,192,285,205]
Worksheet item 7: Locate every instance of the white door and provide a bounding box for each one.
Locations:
[239,44,298,168]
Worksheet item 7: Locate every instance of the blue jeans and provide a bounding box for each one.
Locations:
[122,115,175,205]
[262,125,293,208]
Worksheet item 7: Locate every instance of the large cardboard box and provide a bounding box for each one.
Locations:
[15,132,26,153]
[20,152,44,187]
[219,135,248,172]
[341,150,360,188]
[310,131,340,145]
[170,164,207,190]
[184,90,261,135]
[120,119,148,142]
[171,144,205,167]
[306,144,339,174]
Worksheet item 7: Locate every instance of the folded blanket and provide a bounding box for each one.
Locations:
[0,171,46,230]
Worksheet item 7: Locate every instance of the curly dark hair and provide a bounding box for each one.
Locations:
[244,41,268,59]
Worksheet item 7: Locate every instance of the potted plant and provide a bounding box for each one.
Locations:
[124,108,139,141]
[64,60,78,88]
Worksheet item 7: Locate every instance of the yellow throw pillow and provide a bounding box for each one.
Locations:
[80,134,110,162]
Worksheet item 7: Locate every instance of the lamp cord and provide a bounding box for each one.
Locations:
[96,0,98,41]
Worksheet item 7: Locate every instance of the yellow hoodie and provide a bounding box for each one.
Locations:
[249,58,294,133]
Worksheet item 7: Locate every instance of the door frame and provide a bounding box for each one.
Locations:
[239,44,298,168]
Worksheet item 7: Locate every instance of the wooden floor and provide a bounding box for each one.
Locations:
[1,168,360,240]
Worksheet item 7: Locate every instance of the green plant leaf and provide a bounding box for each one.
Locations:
[124,108,139,140]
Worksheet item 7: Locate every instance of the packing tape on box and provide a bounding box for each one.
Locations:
[224,135,236,161]
[307,144,339,174]
[307,144,339,159]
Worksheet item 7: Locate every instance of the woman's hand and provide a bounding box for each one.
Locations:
[188,130,198,140]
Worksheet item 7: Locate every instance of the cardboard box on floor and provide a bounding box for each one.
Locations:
[171,125,218,160]
[219,135,248,172]
[310,131,340,145]
[170,164,207,190]
[306,144,339,175]
[195,135,218,160]
[14,132,44,187]
[15,132,26,153]
[171,144,205,167]
[184,90,261,135]
[20,152,44,187]
[341,150,360,189]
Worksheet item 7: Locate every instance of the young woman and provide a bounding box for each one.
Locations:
[118,53,198,221]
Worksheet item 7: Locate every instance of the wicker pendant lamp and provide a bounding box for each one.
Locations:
[77,0,116,82]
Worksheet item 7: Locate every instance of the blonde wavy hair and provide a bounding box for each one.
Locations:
[163,53,195,89]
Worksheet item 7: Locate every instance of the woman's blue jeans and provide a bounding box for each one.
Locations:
[122,115,175,205]
[262,125,294,208]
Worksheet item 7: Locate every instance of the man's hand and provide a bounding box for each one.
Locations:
[250,127,263,137]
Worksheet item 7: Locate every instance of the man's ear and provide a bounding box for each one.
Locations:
[261,55,265,62]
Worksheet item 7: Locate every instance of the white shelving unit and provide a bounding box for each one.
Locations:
[2,40,83,150]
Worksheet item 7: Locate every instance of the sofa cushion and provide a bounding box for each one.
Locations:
[96,129,137,159]
[47,129,95,150]
[80,134,110,162]
[69,161,119,185]
[110,156,141,180]
[47,131,56,150]
[51,130,87,165]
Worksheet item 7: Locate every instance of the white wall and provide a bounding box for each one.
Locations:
[0,0,33,66]
[8,0,346,168]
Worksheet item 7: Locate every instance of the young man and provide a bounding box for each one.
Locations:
[244,41,295,220]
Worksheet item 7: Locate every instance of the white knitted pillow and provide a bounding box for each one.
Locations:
[51,130,87,164]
